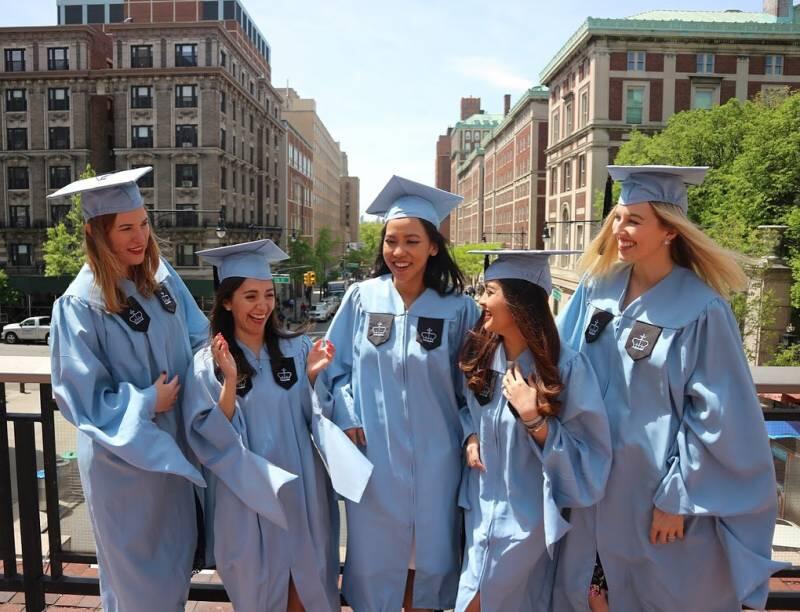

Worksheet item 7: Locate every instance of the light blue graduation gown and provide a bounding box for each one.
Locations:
[183,335,369,612]
[49,260,208,612]
[553,264,784,611]
[316,275,480,611]
[455,344,611,612]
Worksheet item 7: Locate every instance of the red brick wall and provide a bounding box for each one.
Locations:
[748,81,762,99]
[576,192,586,207]
[609,78,623,121]
[786,57,800,76]
[153,2,172,22]
[435,134,451,192]
[749,55,766,75]
[537,122,548,170]
[88,27,113,69]
[646,53,664,72]
[676,54,695,73]
[129,2,151,22]
[461,97,480,120]
[675,79,691,113]
[610,52,627,71]
[649,79,663,122]
[716,55,737,74]
[721,81,737,104]
[175,1,198,22]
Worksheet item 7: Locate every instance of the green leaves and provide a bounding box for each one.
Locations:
[43,165,94,277]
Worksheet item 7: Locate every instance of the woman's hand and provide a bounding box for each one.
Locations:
[650,506,684,545]
[502,365,539,422]
[153,372,180,414]
[307,339,335,386]
[211,333,237,383]
[465,434,485,471]
[344,427,367,447]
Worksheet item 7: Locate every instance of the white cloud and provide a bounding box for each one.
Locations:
[449,56,533,92]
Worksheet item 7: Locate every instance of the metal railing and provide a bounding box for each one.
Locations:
[1,357,799,610]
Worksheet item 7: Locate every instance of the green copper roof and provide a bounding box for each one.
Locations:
[540,11,800,83]
[628,10,777,23]
[455,113,504,129]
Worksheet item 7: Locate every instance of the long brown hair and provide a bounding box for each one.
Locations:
[209,277,302,381]
[459,279,563,416]
[84,211,161,313]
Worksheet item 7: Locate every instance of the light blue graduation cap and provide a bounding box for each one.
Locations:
[469,249,581,295]
[197,239,289,281]
[607,165,708,214]
[366,175,463,229]
[46,167,152,221]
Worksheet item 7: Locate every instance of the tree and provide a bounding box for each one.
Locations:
[452,242,503,285]
[43,165,95,276]
[314,227,340,280]
[343,221,383,273]
[0,269,20,320]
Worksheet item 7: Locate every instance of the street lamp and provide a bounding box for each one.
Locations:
[215,207,226,239]
[541,224,551,242]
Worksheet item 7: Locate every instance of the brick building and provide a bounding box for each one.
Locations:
[541,1,800,301]
[284,119,313,241]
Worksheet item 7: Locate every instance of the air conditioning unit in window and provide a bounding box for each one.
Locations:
[182,142,193,147]
[181,180,194,187]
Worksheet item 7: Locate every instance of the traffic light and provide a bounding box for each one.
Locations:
[303,271,317,287]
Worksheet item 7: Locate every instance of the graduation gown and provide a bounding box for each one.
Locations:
[184,335,370,612]
[455,344,611,612]
[49,260,208,612]
[553,264,784,611]
[316,275,480,611]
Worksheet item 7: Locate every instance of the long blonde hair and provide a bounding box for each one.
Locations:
[84,212,161,313]
[579,202,748,299]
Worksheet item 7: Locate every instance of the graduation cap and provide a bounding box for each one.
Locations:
[46,167,152,221]
[366,175,463,229]
[469,249,581,295]
[607,165,709,214]
[197,239,289,282]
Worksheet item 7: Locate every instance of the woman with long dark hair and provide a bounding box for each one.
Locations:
[455,251,611,611]
[316,176,479,611]
[553,166,783,611]
[182,240,370,612]
[48,168,208,612]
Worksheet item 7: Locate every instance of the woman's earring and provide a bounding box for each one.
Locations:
[664,239,672,246]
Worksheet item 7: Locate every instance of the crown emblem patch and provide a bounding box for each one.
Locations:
[416,317,443,350]
[625,321,662,361]
[155,283,177,314]
[272,357,298,390]
[585,309,614,344]
[119,296,150,332]
[367,313,394,346]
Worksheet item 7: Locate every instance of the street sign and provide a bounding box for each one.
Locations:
[272,274,290,284]
[551,287,563,301]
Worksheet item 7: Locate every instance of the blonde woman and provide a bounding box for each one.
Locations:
[48,168,208,612]
[552,166,783,612]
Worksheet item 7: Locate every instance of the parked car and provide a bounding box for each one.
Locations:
[772,518,800,565]
[308,304,330,322]
[2,316,51,344]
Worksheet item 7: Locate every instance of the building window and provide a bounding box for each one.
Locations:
[220,49,227,67]
[175,84,198,108]
[692,87,715,110]
[565,101,574,135]
[109,3,124,22]
[175,44,198,67]
[86,3,105,23]
[220,91,226,113]
[176,204,198,228]
[176,164,198,187]
[48,87,70,111]
[249,114,254,133]
[4,49,25,72]
[10,244,32,266]
[131,45,153,68]
[131,164,153,188]
[696,53,714,74]
[8,166,29,190]
[220,128,226,150]
[580,90,589,127]
[562,160,572,192]
[176,243,199,266]
[250,177,255,195]
[550,167,558,195]
[578,155,586,188]
[130,85,152,108]
[250,145,254,165]
[551,111,560,143]
[627,51,645,71]
[64,5,82,24]
[5,89,26,112]
[49,127,70,149]
[220,166,227,190]
[6,128,27,150]
[625,86,644,124]
[201,0,218,20]
[176,124,198,147]
[51,204,71,224]
[766,55,784,76]
[224,0,235,19]
[47,47,69,70]
[132,125,153,148]
[10,206,30,228]
[48,165,71,189]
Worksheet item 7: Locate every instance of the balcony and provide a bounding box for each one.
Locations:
[4,60,25,72]
[47,59,68,71]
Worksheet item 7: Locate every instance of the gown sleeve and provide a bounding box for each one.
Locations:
[183,351,297,529]
[50,296,205,486]
[456,298,481,446]
[652,298,785,607]
[165,259,209,353]
[317,283,362,430]
[555,278,590,351]
[527,350,612,555]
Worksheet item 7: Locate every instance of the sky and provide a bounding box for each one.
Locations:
[2,0,761,214]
